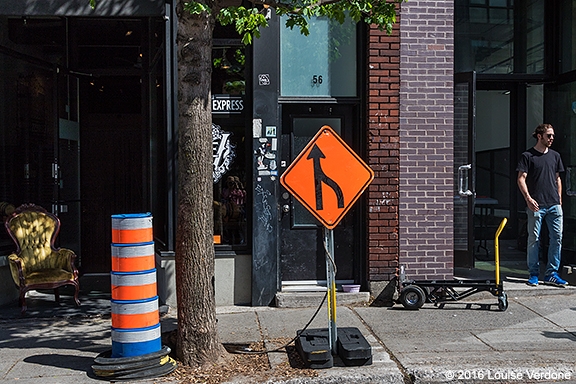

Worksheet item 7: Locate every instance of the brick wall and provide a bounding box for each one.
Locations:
[398,0,454,280]
[366,17,401,283]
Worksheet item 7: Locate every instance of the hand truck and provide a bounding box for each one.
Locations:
[397,218,508,311]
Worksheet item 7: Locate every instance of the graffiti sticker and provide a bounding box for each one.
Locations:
[213,123,236,183]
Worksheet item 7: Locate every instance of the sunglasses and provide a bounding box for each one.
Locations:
[545,133,555,139]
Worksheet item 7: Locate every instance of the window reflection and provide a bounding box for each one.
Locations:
[211,41,248,247]
[455,0,544,74]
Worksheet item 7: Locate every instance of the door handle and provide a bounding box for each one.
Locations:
[458,164,473,196]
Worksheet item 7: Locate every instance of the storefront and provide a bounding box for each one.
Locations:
[0,0,374,307]
[2,0,576,310]
[452,0,576,273]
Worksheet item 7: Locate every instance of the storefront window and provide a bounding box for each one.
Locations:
[560,0,576,73]
[212,42,248,247]
[0,51,56,253]
[545,82,576,254]
[455,0,544,74]
[280,15,357,97]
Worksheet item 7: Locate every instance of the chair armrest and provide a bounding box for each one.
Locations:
[7,254,26,286]
[56,248,79,276]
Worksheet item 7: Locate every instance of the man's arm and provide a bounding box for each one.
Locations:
[556,172,562,205]
[517,171,539,212]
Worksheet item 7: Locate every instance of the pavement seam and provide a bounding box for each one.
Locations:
[512,296,571,329]
[512,296,576,344]
[470,331,497,351]
[347,306,415,384]
[254,310,277,370]
[1,356,19,381]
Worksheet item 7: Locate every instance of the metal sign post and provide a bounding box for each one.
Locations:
[324,227,337,354]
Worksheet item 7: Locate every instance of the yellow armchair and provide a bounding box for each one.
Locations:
[5,204,80,314]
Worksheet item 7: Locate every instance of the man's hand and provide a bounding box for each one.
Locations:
[525,196,539,212]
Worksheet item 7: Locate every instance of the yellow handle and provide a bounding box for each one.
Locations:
[494,217,507,286]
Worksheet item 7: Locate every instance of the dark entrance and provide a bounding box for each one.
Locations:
[279,103,363,289]
[70,18,165,273]
[0,17,166,274]
[79,76,145,273]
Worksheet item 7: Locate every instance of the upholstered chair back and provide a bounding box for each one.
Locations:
[7,209,66,276]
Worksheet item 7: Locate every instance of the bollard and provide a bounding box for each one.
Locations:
[94,213,175,380]
[110,269,158,301]
[109,213,161,359]
[111,213,153,244]
[111,242,155,272]
[111,323,162,358]
[111,296,160,329]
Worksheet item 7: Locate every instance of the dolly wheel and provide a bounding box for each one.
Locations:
[399,285,426,310]
[498,293,508,312]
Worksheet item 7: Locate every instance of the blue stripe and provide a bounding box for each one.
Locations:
[112,338,162,358]
[111,296,159,305]
[111,241,154,247]
[111,213,152,219]
[111,269,156,276]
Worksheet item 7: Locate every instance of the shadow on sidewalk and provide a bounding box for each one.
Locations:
[24,353,97,373]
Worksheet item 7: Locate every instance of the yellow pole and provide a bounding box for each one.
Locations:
[324,227,337,354]
[494,217,508,286]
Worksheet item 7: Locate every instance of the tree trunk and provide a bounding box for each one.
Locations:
[174,0,223,367]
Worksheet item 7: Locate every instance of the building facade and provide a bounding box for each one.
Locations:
[1,0,576,307]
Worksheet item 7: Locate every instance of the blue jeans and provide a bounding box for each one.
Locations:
[526,205,563,277]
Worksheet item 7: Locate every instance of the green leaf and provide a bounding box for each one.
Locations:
[184,1,211,15]
[217,6,269,45]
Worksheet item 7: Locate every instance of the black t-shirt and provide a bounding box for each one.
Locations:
[516,147,564,207]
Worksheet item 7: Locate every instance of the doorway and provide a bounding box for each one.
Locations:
[454,74,544,272]
[279,103,364,290]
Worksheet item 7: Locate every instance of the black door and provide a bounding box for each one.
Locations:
[279,103,362,289]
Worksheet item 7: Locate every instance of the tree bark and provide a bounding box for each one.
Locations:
[174,0,223,367]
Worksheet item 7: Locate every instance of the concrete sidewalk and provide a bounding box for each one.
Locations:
[0,280,575,383]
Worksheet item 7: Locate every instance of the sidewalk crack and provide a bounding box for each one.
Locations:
[349,306,415,384]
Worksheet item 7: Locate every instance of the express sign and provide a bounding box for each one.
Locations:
[212,94,244,114]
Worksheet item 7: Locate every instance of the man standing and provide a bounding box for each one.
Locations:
[517,123,568,287]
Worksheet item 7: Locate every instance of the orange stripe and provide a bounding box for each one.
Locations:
[112,228,153,244]
[111,283,157,301]
[111,311,160,329]
[111,256,155,272]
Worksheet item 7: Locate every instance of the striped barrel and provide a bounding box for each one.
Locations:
[111,296,160,329]
[111,269,157,301]
[109,213,161,359]
[111,213,153,244]
[111,323,162,358]
[111,242,155,272]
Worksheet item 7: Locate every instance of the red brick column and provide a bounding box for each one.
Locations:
[366,19,401,287]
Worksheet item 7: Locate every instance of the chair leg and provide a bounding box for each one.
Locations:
[73,282,81,307]
[54,288,61,303]
[19,289,27,315]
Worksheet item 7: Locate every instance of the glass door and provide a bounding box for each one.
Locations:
[454,72,476,268]
[54,73,81,262]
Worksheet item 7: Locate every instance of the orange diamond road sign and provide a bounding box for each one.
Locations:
[280,125,375,229]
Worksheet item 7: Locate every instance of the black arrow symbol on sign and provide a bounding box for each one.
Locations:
[307,144,344,210]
